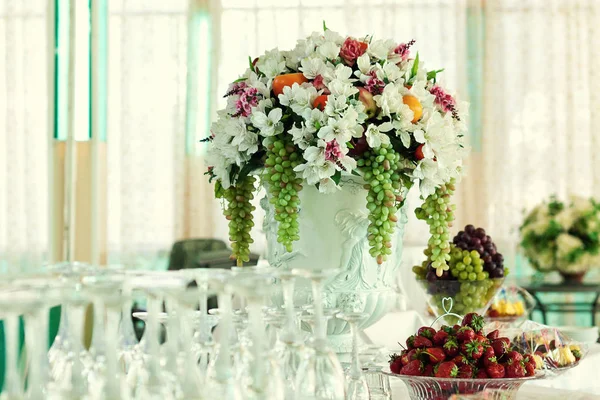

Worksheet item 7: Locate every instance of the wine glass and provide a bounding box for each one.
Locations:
[360,346,391,400]
[336,312,369,400]
[292,268,345,400]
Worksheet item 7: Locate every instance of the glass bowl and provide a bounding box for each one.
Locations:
[384,372,543,400]
[485,285,536,324]
[418,278,504,325]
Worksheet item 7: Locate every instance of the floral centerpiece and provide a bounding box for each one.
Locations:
[205,24,468,275]
[519,196,600,280]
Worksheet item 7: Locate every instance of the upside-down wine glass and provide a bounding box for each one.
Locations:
[336,312,369,400]
[292,268,345,400]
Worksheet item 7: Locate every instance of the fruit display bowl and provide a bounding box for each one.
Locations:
[384,372,543,400]
[418,278,505,325]
[485,285,536,324]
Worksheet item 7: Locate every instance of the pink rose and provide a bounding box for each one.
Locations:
[339,37,368,66]
[312,74,330,94]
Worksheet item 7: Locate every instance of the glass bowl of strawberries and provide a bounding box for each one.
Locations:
[387,312,544,400]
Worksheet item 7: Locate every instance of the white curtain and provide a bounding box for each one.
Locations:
[0,0,49,272]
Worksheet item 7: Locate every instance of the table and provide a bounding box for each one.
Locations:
[515,276,600,326]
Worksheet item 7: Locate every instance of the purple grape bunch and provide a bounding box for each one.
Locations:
[453,224,505,278]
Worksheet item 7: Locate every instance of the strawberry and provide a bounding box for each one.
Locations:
[486,363,505,379]
[432,330,449,346]
[443,338,459,357]
[399,359,424,376]
[453,354,470,366]
[407,335,432,349]
[462,313,485,333]
[418,326,436,340]
[399,350,411,366]
[505,351,523,363]
[488,309,500,318]
[482,347,497,367]
[389,353,403,374]
[486,329,500,340]
[457,364,474,378]
[441,325,456,335]
[505,361,526,378]
[423,363,435,377]
[475,369,489,379]
[456,326,475,342]
[524,362,535,377]
[423,347,446,364]
[435,361,458,378]
[462,340,484,360]
[491,338,509,357]
[453,324,461,332]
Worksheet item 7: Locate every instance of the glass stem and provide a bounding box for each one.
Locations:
[180,306,202,395]
[119,287,137,348]
[247,300,264,391]
[198,282,209,344]
[214,293,233,382]
[25,311,44,399]
[350,320,361,378]
[311,279,325,342]
[145,294,162,383]
[4,314,22,396]
[91,298,106,357]
[39,306,50,389]
[105,307,122,399]
[67,303,87,397]
[282,277,297,343]
[165,297,180,374]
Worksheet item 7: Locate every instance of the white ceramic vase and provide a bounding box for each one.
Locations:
[261,177,408,352]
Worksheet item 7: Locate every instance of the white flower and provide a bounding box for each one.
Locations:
[255,49,287,79]
[302,108,327,133]
[323,29,344,45]
[229,120,259,155]
[556,233,583,260]
[413,158,443,198]
[289,123,313,150]
[278,83,318,115]
[324,63,354,84]
[323,95,348,117]
[317,112,363,143]
[299,57,326,79]
[554,208,576,230]
[318,41,341,60]
[246,72,271,97]
[318,177,340,194]
[373,83,404,117]
[356,53,371,75]
[382,62,404,83]
[250,108,284,137]
[328,80,358,97]
[368,39,395,60]
[365,123,392,148]
[293,145,335,185]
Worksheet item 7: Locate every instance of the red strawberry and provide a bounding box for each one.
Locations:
[456,326,475,342]
[505,362,526,378]
[475,369,489,379]
[457,364,474,378]
[462,340,484,360]
[399,359,424,376]
[453,354,470,366]
[423,347,446,364]
[486,363,505,379]
[399,350,411,366]
[486,329,499,340]
[443,338,459,357]
[441,325,456,335]
[474,334,489,344]
[418,326,436,340]
[505,351,523,363]
[491,338,509,357]
[406,349,422,363]
[423,363,435,376]
[524,362,535,377]
[389,353,402,374]
[453,324,461,332]
[432,330,449,346]
[407,335,432,349]
[482,347,496,367]
[462,313,485,333]
[435,361,458,378]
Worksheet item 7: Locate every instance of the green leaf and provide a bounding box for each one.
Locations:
[332,170,342,185]
[233,77,247,83]
[228,164,239,186]
[323,20,328,31]
[248,56,254,71]
[351,169,361,177]
[347,141,355,149]
[214,180,224,198]
[410,52,420,80]
[426,68,444,82]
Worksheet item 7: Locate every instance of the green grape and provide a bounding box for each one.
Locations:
[360,144,403,265]
[265,137,303,253]
[459,271,468,280]
[468,272,477,281]
[220,176,257,266]
[474,264,483,273]
[466,265,473,273]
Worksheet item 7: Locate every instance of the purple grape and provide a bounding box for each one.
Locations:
[490,268,504,278]
[492,253,504,263]
[475,228,486,238]
[483,255,492,264]
[457,230,465,237]
[465,224,475,234]
[488,248,496,256]
[488,261,497,270]
[471,237,481,246]
[456,241,468,250]
[480,236,488,244]
[426,269,438,282]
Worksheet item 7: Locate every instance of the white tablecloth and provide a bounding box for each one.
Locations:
[365,310,600,398]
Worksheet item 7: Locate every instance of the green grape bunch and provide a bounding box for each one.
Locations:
[264,136,304,253]
[356,144,404,265]
[220,176,257,266]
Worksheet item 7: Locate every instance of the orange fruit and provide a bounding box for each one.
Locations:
[272,73,308,97]
[313,95,328,111]
[403,95,423,123]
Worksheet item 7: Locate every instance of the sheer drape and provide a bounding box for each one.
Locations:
[0,0,49,272]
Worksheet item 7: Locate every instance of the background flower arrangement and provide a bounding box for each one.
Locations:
[205,24,468,270]
[519,196,600,275]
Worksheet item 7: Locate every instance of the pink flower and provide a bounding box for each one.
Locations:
[234,87,259,117]
[324,140,344,162]
[365,71,384,95]
[339,37,368,66]
[225,81,247,97]
[393,39,415,62]
[312,74,330,94]
[430,85,460,120]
